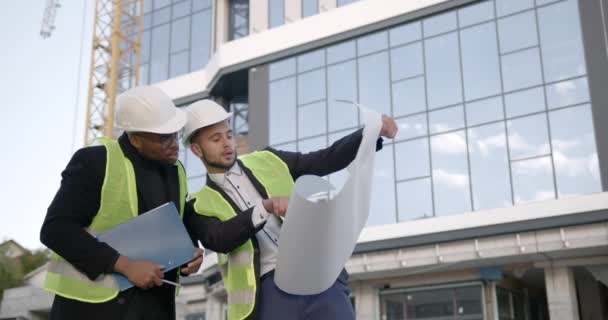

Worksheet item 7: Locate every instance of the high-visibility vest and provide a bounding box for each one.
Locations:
[43,138,187,303]
[191,150,294,320]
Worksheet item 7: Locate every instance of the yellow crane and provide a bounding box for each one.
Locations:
[84,0,143,144]
[41,0,144,145]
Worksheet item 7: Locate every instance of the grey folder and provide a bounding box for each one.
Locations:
[96,202,195,291]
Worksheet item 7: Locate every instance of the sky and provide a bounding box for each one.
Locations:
[0,1,94,250]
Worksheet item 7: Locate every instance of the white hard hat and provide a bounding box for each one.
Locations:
[114,85,187,134]
[182,99,233,146]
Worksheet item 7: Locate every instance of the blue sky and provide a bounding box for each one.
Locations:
[0,1,93,250]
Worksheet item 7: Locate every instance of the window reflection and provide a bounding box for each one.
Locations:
[431,131,471,216]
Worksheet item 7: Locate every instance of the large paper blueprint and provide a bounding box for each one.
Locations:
[274,103,382,295]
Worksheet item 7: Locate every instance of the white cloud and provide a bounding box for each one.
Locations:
[473,133,506,157]
[432,132,467,154]
[508,133,550,158]
[433,169,468,188]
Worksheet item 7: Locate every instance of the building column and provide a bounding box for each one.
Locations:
[285,0,302,24]
[352,282,377,319]
[250,0,269,34]
[544,265,579,320]
[206,293,225,320]
[319,0,337,12]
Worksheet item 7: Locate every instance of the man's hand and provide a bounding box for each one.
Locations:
[380,114,398,139]
[262,196,290,218]
[181,248,204,275]
[114,255,164,289]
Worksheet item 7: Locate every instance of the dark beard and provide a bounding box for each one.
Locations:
[201,150,237,171]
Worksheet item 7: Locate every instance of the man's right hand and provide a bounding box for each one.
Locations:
[262,196,290,218]
[114,255,164,289]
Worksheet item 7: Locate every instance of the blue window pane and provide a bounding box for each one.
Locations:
[143,13,152,29]
[423,11,457,37]
[501,48,543,92]
[186,147,205,177]
[369,144,396,226]
[170,51,189,77]
[358,52,391,115]
[269,78,297,144]
[297,49,325,73]
[327,61,358,131]
[466,96,504,126]
[507,114,551,160]
[460,22,501,101]
[327,41,355,64]
[298,101,327,138]
[155,0,171,10]
[538,0,586,82]
[187,177,205,194]
[390,42,423,81]
[298,136,327,153]
[431,131,471,216]
[172,0,191,19]
[229,0,249,40]
[389,22,421,47]
[546,77,590,109]
[192,0,211,11]
[357,31,388,56]
[550,105,601,197]
[269,0,285,28]
[171,17,190,53]
[153,6,171,25]
[458,0,494,28]
[497,10,538,54]
[396,114,427,141]
[302,0,318,18]
[512,156,555,204]
[469,123,512,210]
[139,63,149,84]
[397,178,433,221]
[141,30,151,63]
[392,77,426,117]
[425,32,463,109]
[273,142,297,152]
[395,138,430,180]
[190,10,211,70]
[495,0,534,17]
[337,0,358,7]
[429,105,465,134]
[150,24,170,83]
[505,87,545,118]
[144,0,153,13]
[297,69,325,105]
[269,58,296,80]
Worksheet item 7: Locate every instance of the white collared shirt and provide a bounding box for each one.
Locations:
[208,163,281,277]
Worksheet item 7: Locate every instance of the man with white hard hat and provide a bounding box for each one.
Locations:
[183,99,398,320]
[40,85,204,320]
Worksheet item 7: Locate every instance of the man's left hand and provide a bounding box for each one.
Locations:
[181,248,204,275]
[380,114,398,139]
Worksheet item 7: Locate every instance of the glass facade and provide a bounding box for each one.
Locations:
[267,0,601,226]
[229,0,249,40]
[380,284,483,320]
[140,0,212,84]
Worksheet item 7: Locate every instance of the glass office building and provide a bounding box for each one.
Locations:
[7,1,605,320]
[160,0,608,319]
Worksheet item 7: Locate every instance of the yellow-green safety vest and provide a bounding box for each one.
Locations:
[43,138,187,303]
[191,150,294,320]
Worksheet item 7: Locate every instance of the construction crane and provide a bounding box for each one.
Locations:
[41,0,144,145]
[84,0,143,144]
[40,0,61,38]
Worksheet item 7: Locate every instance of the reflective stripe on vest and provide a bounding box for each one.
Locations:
[191,150,294,320]
[43,138,187,303]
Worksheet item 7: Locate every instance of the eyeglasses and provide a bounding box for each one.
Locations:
[133,131,183,148]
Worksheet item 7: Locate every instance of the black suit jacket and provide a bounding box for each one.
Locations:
[40,133,199,320]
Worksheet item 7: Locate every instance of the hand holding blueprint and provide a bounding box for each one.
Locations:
[274,103,382,295]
